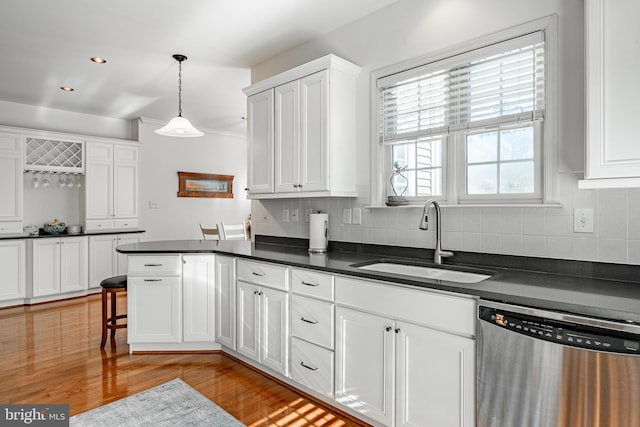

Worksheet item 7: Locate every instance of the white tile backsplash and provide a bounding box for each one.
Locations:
[253,173,640,265]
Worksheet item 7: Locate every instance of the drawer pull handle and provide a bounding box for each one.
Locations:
[300,317,318,325]
[252,271,265,277]
[300,361,318,371]
[143,279,162,282]
[144,263,163,267]
[301,281,319,287]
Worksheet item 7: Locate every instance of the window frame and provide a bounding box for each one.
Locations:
[370,15,558,207]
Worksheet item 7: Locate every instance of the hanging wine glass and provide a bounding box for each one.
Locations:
[32,173,39,189]
[66,175,74,188]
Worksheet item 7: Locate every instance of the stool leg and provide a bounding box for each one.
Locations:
[100,288,108,349]
[110,290,117,339]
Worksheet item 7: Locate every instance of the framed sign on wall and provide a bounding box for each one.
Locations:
[177,171,234,198]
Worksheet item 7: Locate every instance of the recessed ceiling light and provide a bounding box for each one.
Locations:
[60,86,74,92]
[90,57,107,64]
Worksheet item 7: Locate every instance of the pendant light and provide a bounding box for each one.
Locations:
[155,54,204,137]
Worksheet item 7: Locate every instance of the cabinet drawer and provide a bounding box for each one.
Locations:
[290,337,334,398]
[291,268,334,301]
[237,259,288,290]
[128,255,181,276]
[0,222,23,234]
[114,218,138,230]
[85,219,114,232]
[291,295,334,349]
[335,276,476,337]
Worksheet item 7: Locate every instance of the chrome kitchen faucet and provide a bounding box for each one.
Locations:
[419,199,453,265]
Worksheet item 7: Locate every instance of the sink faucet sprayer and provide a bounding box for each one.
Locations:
[419,199,453,264]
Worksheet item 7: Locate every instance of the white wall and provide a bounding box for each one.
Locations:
[250,0,640,265]
[138,119,251,241]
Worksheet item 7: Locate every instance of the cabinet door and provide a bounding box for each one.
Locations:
[182,255,215,342]
[274,80,299,193]
[236,280,260,362]
[128,276,181,343]
[215,255,236,349]
[32,239,61,297]
[584,0,640,182]
[247,89,274,194]
[299,70,328,192]
[0,133,22,223]
[113,145,138,218]
[335,307,394,426]
[261,286,289,376]
[0,240,25,301]
[88,235,117,289]
[85,143,114,219]
[395,321,475,427]
[59,237,87,293]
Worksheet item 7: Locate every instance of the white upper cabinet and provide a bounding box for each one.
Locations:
[580,0,640,188]
[243,54,361,199]
[0,132,23,232]
[246,89,274,194]
[85,141,139,231]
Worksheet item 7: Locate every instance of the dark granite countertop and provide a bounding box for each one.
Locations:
[116,237,640,324]
[0,229,144,240]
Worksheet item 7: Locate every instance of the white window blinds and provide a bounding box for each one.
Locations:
[379,32,545,145]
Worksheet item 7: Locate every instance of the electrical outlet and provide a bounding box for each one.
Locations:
[282,209,290,223]
[305,208,313,222]
[574,208,594,233]
[262,214,269,224]
[292,208,299,222]
[352,208,362,225]
[148,200,158,209]
[342,208,352,224]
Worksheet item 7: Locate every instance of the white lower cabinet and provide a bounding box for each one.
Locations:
[289,269,335,399]
[334,276,476,427]
[127,254,219,352]
[236,259,289,376]
[237,281,289,375]
[214,255,236,349]
[0,239,26,303]
[182,255,215,342]
[30,236,87,298]
[128,275,181,343]
[89,232,142,290]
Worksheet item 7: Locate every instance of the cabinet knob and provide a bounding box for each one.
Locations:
[395,328,401,334]
[385,326,392,332]
[244,187,249,191]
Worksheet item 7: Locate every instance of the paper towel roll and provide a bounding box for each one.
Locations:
[309,213,329,253]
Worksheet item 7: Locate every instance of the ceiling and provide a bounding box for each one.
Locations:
[0,0,397,136]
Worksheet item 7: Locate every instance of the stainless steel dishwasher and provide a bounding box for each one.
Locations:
[477,300,640,427]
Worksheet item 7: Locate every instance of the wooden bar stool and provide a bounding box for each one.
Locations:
[100,275,127,349]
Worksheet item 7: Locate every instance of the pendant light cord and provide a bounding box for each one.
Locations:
[177,59,183,117]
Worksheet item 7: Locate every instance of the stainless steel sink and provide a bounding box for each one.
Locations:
[352,260,493,284]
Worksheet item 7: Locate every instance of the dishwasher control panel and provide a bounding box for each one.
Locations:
[479,306,640,355]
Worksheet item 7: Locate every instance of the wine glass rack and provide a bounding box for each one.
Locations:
[24,137,84,174]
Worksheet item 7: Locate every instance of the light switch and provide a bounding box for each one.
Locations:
[352,208,362,225]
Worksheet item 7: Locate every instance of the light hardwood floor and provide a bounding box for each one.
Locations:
[0,294,365,426]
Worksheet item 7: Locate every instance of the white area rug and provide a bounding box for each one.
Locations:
[70,378,245,426]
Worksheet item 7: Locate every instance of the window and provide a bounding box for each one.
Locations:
[374,18,556,205]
